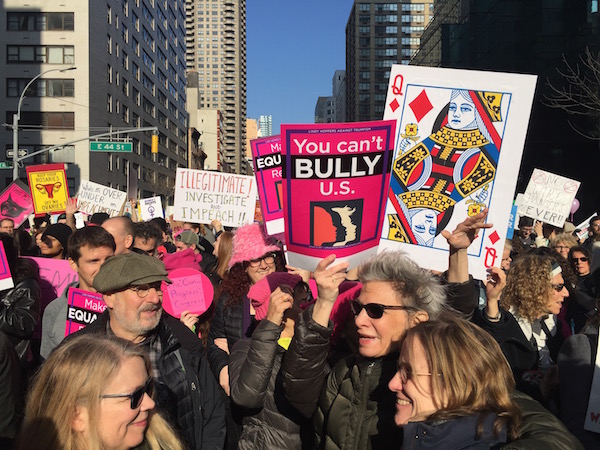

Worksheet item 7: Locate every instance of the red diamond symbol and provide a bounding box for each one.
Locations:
[409,90,434,122]
[389,98,400,112]
[489,231,500,244]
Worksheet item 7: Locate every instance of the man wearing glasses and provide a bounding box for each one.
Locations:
[70,252,226,450]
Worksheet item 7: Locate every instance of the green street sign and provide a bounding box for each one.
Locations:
[90,141,132,152]
[0,161,13,169]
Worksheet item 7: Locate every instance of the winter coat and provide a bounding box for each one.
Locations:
[557,324,600,450]
[229,320,309,450]
[71,311,226,450]
[473,307,564,402]
[40,280,78,359]
[402,413,507,450]
[282,306,401,450]
[207,293,254,379]
[0,278,40,362]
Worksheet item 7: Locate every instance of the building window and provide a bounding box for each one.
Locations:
[8,111,75,130]
[7,12,75,31]
[7,78,74,97]
[7,45,74,64]
[107,94,112,112]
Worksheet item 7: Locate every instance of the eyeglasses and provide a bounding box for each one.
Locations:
[350,300,414,319]
[551,283,566,292]
[129,282,163,298]
[100,378,153,409]
[247,253,276,268]
[554,245,570,250]
[570,257,589,263]
[397,362,439,384]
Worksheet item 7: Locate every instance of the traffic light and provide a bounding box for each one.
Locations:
[151,134,158,153]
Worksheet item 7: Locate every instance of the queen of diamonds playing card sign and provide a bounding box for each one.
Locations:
[381,66,537,279]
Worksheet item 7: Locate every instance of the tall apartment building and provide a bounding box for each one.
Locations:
[345,0,433,122]
[258,114,272,137]
[332,70,347,122]
[185,0,249,174]
[1,0,188,202]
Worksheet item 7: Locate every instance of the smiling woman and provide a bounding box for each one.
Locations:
[16,335,184,450]
[389,318,521,448]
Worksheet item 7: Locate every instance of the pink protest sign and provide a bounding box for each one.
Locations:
[65,287,106,336]
[161,268,214,317]
[281,121,396,270]
[0,180,33,228]
[251,135,284,235]
[0,242,14,291]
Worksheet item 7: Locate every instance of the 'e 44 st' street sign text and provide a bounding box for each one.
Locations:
[90,142,132,152]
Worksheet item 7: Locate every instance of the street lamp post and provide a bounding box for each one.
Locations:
[12,66,76,181]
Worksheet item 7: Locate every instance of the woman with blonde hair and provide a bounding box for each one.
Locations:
[476,254,568,404]
[17,334,184,450]
[389,317,521,448]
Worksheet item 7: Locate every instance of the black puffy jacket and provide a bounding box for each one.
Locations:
[72,311,226,450]
[207,293,251,379]
[0,278,40,362]
[229,320,310,450]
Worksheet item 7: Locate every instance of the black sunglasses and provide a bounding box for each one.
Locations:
[350,299,414,319]
[551,283,566,292]
[100,378,153,409]
[570,257,589,263]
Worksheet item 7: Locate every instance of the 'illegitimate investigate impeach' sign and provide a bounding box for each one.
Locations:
[172,168,257,227]
[519,169,580,228]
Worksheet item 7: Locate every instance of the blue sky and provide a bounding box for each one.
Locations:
[246,0,355,132]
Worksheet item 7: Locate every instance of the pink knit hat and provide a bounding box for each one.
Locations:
[162,248,202,273]
[228,223,281,268]
[247,272,303,321]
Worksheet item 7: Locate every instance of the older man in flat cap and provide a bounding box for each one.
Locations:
[69,252,225,450]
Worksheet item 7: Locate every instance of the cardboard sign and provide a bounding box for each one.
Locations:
[161,268,214,317]
[173,168,257,227]
[251,135,284,235]
[585,331,600,433]
[64,287,106,336]
[77,180,127,217]
[380,65,537,279]
[520,169,580,228]
[576,213,598,241]
[26,163,69,217]
[0,242,14,291]
[281,121,396,270]
[0,180,34,227]
[140,196,164,221]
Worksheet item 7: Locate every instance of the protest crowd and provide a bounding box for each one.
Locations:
[0,71,597,449]
[0,190,597,450]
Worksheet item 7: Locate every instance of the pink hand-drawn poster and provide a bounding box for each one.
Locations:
[0,180,33,228]
[381,66,537,279]
[251,135,284,235]
[281,121,396,270]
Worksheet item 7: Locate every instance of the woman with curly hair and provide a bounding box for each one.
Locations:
[390,316,521,448]
[207,223,284,449]
[475,254,568,405]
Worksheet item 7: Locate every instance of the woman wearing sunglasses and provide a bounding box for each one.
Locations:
[17,334,184,450]
[476,254,569,406]
[389,317,521,449]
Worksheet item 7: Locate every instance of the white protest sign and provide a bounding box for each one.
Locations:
[584,334,600,433]
[76,180,127,217]
[519,169,580,228]
[140,196,164,221]
[576,212,598,242]
[173,168,256,227]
